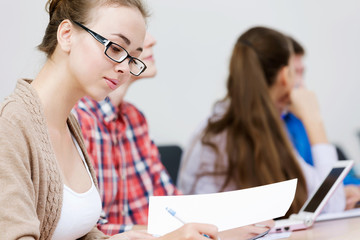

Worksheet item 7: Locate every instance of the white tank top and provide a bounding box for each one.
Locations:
[52,136,102,240]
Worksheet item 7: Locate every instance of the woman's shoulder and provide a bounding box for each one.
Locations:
[0,98,30,124]
[0,87,47,146]
[1,79,42,120]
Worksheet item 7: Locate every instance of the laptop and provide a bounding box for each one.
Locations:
[270,159,354,233]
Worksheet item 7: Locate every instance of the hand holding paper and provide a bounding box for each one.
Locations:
[148,179,297,236]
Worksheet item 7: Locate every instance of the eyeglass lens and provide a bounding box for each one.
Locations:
[105,42,145,76]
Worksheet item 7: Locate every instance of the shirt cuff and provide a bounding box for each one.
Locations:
[311,143,338,169]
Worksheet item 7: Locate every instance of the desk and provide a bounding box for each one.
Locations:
[284,217,360,239]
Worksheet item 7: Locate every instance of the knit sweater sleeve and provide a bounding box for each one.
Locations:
[79,227,110,240]
[0,117,41,239]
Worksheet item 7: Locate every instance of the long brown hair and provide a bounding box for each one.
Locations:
[38,0,149,58]
[201,26,307,216]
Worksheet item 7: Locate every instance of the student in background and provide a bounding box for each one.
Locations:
[0,0,221,239]
[285,37,360,209]
[74,31,274,239]
[178,26,346,217]
[282,37,310,166]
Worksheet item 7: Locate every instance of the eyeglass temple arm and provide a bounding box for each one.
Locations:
[73,21,110,46]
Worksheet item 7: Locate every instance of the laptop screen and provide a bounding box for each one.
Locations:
[303,167,345,212]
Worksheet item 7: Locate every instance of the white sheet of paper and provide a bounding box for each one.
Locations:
[148,179,297,236]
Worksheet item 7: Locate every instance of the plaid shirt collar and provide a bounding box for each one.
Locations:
[79,96,128,134]
[97,97,123,123]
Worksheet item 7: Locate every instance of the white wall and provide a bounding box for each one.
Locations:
[1,0,360,161]
[0,1,47,96]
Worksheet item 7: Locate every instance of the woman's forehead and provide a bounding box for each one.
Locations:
[89,5,146,53]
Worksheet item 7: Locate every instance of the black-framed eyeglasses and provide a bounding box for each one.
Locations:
[73,21,147,76]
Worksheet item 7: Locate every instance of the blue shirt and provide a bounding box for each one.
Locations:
[283,112,360,185]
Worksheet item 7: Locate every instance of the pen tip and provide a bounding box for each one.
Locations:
[166,207,175,216]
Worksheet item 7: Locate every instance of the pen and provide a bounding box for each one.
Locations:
[165,207,216,239]
[166,207,186,224]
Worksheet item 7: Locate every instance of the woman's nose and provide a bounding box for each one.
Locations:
[114,59,130,74]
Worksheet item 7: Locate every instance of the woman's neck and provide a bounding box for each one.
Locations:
[32,59,83,130]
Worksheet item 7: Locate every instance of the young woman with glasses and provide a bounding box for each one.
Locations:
[0,0,219,239]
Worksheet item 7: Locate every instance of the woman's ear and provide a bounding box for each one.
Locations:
[57,19,73,53]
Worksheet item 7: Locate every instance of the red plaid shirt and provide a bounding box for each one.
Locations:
[73,97,180,235]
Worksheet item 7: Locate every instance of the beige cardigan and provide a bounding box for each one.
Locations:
[0,79,108,239]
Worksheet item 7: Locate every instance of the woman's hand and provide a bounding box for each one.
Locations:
[345,185,360,210]
[157,223,219,240]
[107,223,218,240]
[131,225,148,231]
[218,220,274,240]
[289,88,328,145]
[109,229,155,240]
[288,88,321,123]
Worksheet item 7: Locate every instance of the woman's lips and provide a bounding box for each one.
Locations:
[104,77,119,90]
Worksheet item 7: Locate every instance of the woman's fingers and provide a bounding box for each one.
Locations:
[109,229,155,240]
[253,219,275,229]
[186,223,219,240]
[160,223,219,240]
[218,223,272,240]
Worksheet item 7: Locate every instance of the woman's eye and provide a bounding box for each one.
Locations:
[111,45,121,53]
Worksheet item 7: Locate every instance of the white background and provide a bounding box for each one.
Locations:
[1,0,360,161]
